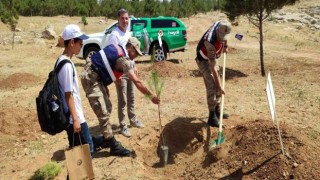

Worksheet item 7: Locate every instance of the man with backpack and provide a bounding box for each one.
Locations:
[80,37,160,157]
[57,24,94,155]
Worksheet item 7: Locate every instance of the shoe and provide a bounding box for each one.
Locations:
[216,112,229,119]
[92,136,110,152]
[130,119,145,128]
[121,127,131,137]
[215,106,229,119]
[207,111,219,128]
[108,137,131,157]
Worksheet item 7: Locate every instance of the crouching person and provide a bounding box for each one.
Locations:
[80,37,160,157]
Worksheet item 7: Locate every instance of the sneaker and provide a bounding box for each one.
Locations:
[92,136,110,152]
[121,127,131,137]
[130,119,145,128]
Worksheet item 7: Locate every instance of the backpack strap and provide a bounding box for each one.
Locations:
[54,59,75,77]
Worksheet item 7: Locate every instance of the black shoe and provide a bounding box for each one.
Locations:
[108,137,131,157]
[207,111,219,127]
[92,136,110,152]
[215,106,229,119]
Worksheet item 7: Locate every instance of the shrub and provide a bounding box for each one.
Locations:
[31,161,61,180]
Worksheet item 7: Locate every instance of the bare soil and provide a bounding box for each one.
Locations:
[0,1,320,179]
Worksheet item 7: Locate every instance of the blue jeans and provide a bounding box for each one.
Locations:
[66,122,94,156]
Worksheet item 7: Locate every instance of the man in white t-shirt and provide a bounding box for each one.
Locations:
[107,9,131,53]
[107,9,144,137]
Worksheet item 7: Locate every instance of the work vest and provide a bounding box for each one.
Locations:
[91,44,125,86]
[196,22,223,61]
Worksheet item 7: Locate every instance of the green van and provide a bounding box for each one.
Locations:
[130,16,187,61]
[77,16,187,61]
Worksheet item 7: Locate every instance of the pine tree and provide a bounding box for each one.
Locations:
[0,0,19,49]
[222,0,299,76]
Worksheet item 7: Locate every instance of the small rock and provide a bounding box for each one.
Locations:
[293,162,299,168]
[23,148,29,155]
[15,28,22,32]
[42,140,48,144]
[283,171,287,177]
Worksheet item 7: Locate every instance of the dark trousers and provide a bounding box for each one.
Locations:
[66,122,94,156]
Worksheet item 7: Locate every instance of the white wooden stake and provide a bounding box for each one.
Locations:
[266,72,285,155]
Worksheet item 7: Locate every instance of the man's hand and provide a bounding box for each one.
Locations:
[73,118,81,133]
[223,46,229,53]
[216,86,225,96]
[151,95,160,104]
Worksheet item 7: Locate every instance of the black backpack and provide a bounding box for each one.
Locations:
[36,59,74,135]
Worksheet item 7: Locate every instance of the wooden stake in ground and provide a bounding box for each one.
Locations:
[266,72,285,155]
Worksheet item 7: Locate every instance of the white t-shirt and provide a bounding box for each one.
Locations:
[107,26,132,56]
[56,55,86,124]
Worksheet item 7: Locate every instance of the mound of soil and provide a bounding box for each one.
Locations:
[160,119,319,179]
[139,61,190,78]
[0,108,40,141]
[0,73,40,90]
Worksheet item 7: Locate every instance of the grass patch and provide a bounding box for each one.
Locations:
[308,129,319,140]
[31,161,62,180]
[28,140,43,155]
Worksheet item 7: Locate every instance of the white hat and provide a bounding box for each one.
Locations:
[128,37,143,56]
[217,21,232,41]
[62,24,89,40]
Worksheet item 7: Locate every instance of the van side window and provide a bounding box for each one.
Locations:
[131,20,147,31]
[151,20,180,28]
[105,23,118,34]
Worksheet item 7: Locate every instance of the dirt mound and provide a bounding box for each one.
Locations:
[139,61,190,78]
[0,108,41,141]
[159,119,319,179]
[0,73,40,90]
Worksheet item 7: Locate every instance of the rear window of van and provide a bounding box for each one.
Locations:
[151,19,181,28]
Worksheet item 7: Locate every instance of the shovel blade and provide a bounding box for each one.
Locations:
[210,132,225,149]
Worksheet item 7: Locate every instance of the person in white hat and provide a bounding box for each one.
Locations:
[80,37,159,157]
[56,24,96,155]
[195,20,232,127]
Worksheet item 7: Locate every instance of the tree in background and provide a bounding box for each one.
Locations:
[15,0,41,16]
[81,16,88,30]
[130,0,146,17]
[100,0,114,19]
[144,0,162,17]
[0,0,19,49]
[222,0,299,76]
[10,0,224,18]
